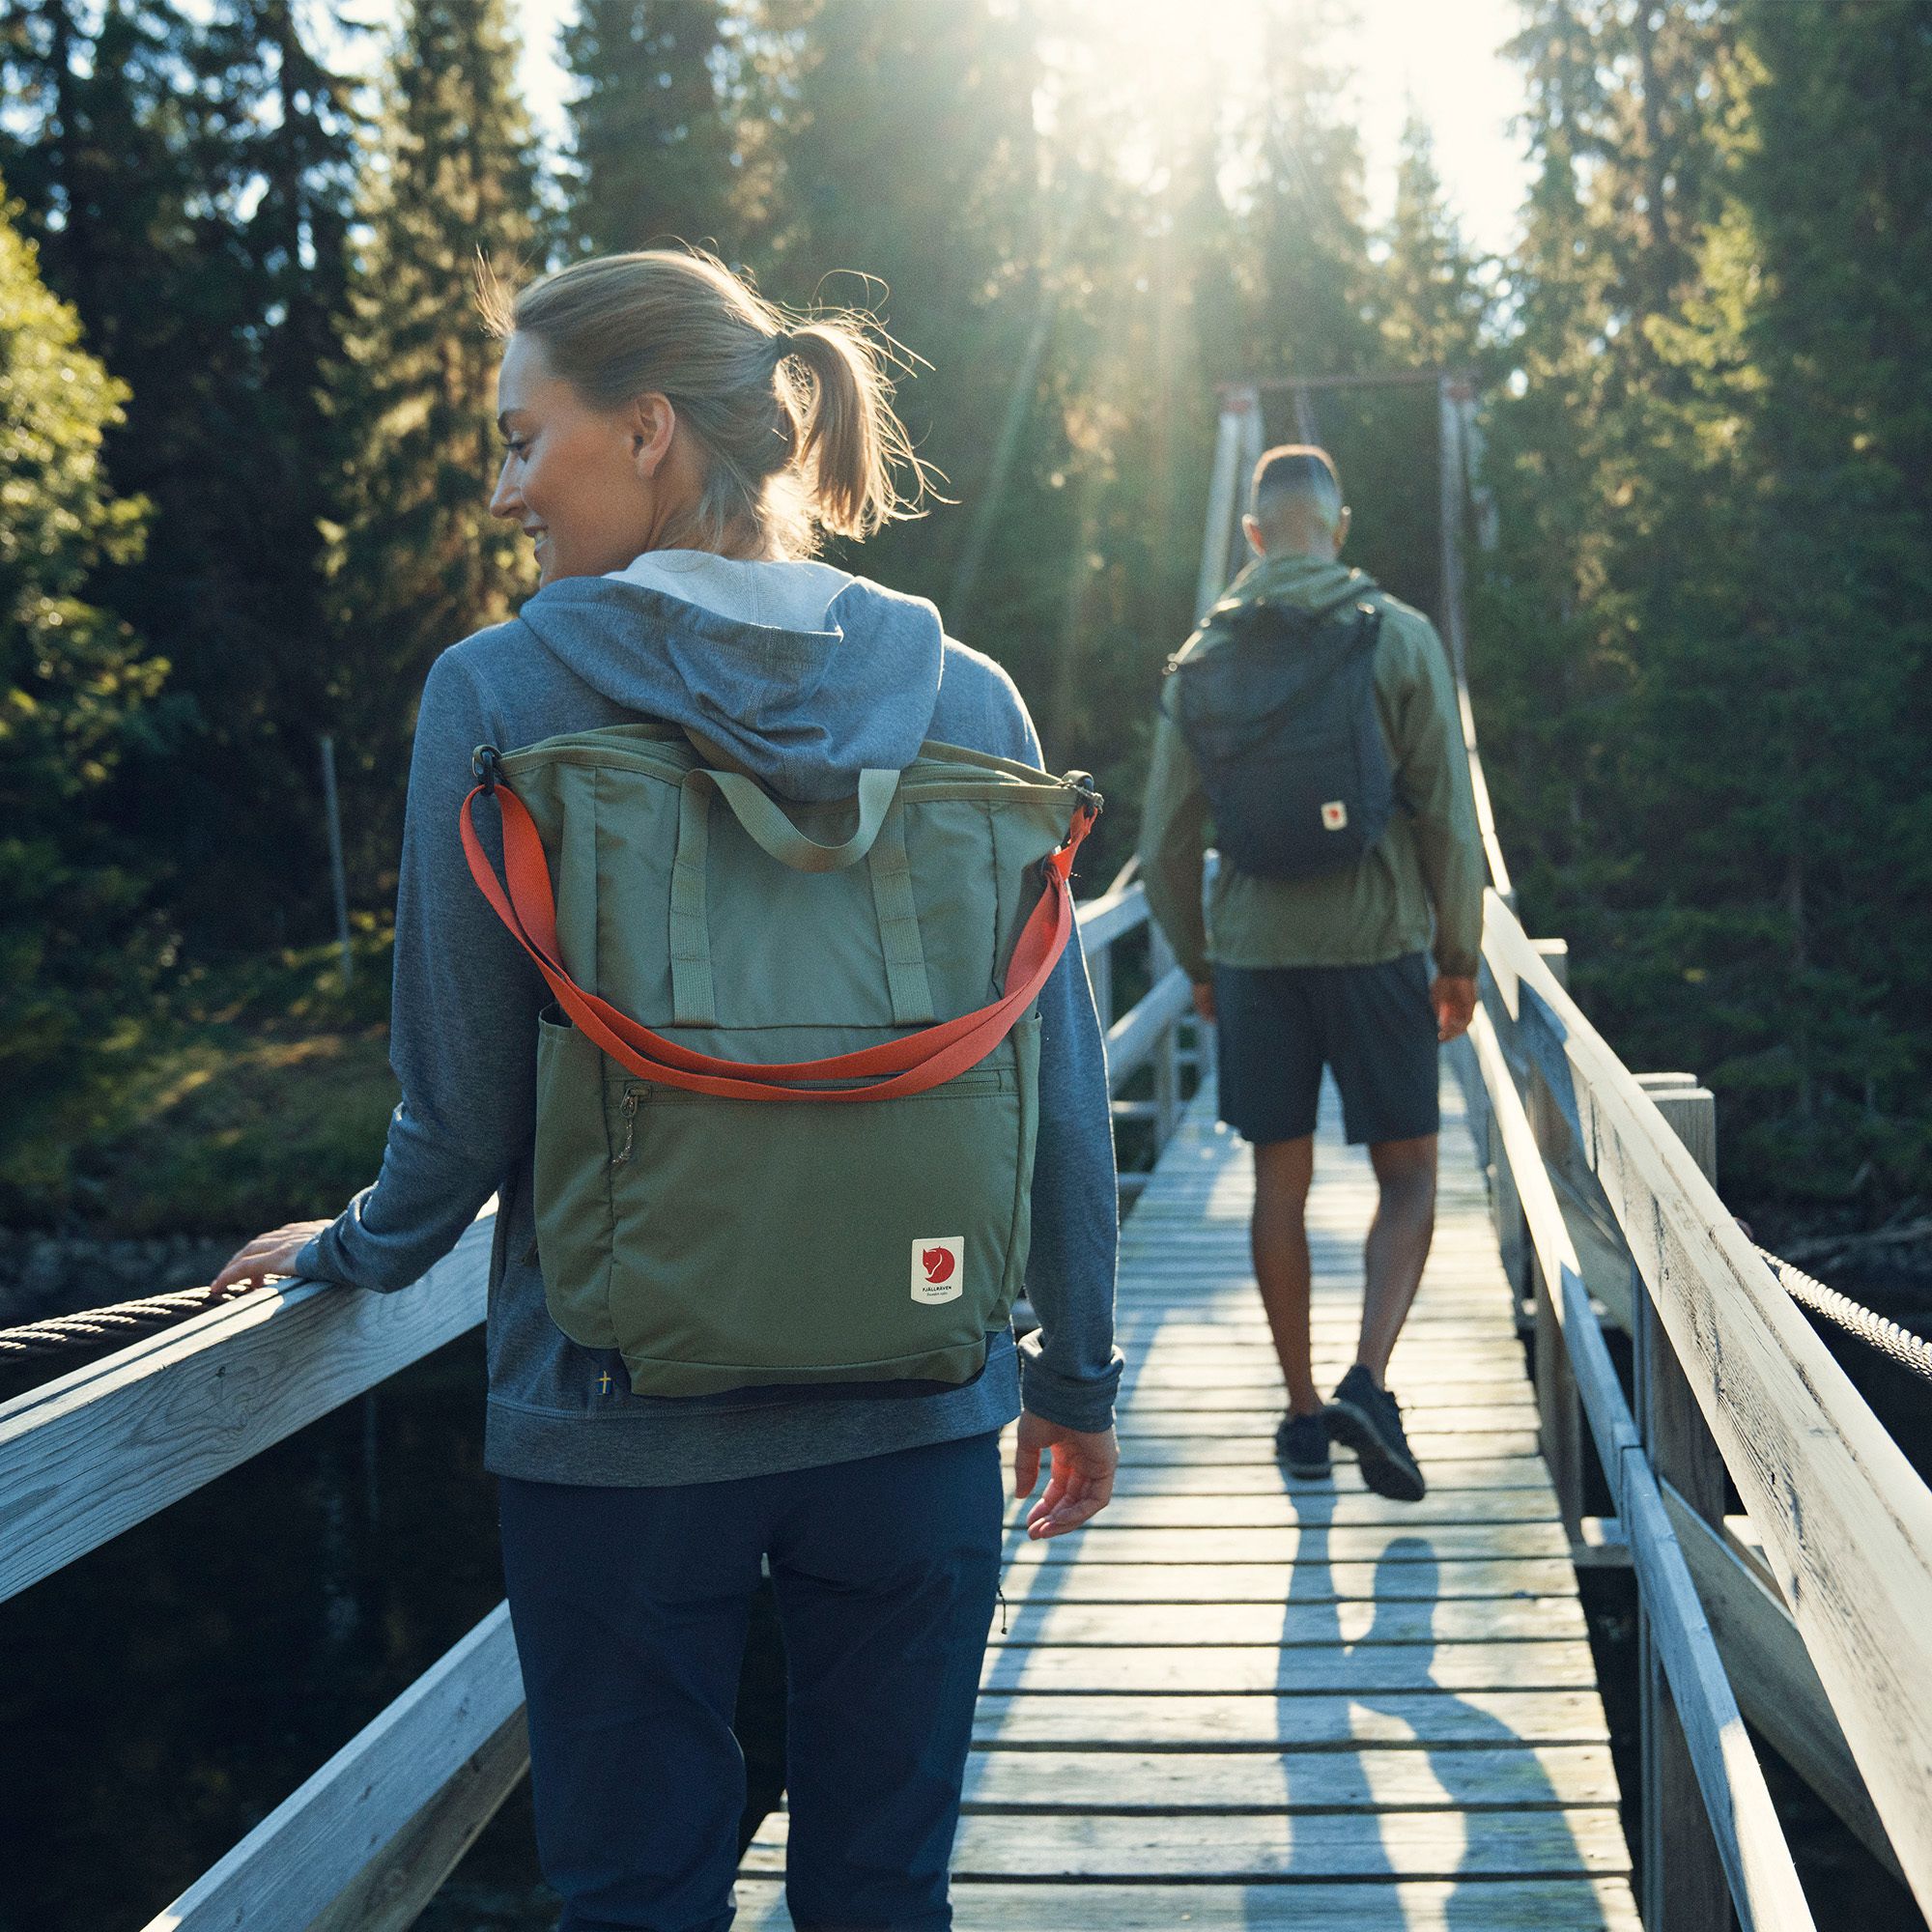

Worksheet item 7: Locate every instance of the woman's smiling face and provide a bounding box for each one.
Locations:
[489,330,696,585]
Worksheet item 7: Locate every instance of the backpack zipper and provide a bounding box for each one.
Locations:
[612,1086,644,1165]
[611,1059,1015,1134]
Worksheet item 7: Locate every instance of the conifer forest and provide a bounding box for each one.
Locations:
[3,0,1928,1227]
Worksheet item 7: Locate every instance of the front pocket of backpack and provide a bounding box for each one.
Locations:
[605,1047,1030,1396]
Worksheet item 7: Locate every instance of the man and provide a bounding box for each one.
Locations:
[1139,443,1484,1500]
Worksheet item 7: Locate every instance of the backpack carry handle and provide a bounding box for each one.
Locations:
[688,765,898,873]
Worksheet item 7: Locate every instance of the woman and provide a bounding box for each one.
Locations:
[213,248,1122,1932]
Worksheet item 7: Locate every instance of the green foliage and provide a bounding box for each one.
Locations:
[1478,0,1932,1206]
[24,926,400,1234]
[326,0,549,894]
[563,0,745,257]
[0,186,166,1214]
[1,0,369,948]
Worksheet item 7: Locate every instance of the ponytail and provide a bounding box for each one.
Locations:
[478,247,936,559]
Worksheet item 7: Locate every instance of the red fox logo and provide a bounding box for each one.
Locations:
[911,1236,964,1302]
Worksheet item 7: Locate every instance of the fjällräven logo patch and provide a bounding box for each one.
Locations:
[912,1236,964,1303]
[1321,800,1349,831]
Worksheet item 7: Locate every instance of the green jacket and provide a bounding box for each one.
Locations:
[1138,551,1486,982]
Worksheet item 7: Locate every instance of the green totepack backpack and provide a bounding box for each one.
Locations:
[460,723,1099,1399]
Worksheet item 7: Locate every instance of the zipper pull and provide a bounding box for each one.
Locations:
[612,1087,642,1166]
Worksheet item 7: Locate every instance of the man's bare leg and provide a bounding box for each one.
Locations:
[1355,1133,1438,1387]
[1251,1135,1320,1415]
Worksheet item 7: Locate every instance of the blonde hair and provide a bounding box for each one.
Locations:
[475,247,932,560]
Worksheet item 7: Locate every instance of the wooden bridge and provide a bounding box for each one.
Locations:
[5,376,1932,1928]
[743,1055,1636,1927]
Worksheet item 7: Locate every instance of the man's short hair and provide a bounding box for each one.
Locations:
[1250,444,1344,525]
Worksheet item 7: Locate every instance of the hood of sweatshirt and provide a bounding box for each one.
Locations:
[1219,550,1379,623]
[512,561,947,803]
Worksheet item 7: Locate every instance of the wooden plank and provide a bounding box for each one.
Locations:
[1116,1408,1547,1441]
[1028,1484,1553,1530]
[990,1598,1588,1648]
[140,1602,526,1932]
[1122,1346,1532,1376]
[1120,1387,1538,1414]
[1064,1491,1559,1528]
[1110,1430,1544,1465]
[1000,1558,1583,1605]
[0,1211,493,1605]
[969,1689,1612,1749]
[1104,1457,1555,1496]
[1002,1522,1569,1566]
[732,1877,1643,1930]
[980,1640,1603,1695]
[956,1744,1619,1811]
[747,1806,1633,1881]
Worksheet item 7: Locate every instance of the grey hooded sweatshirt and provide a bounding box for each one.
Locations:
[293,558,1122,1487]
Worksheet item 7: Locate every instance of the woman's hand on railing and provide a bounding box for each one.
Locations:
[1013,1411,1119,1540]
[1432,974,1477,1043]
[211,1220,333,1293]
[1191,980,1217,1025]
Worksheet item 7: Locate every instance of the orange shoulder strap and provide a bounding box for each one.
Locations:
[459,775,1094,1103]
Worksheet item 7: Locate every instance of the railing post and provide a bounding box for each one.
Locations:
[1087,940,1113,1037]
[1525,940,1583,1539]
[1148,922,1180,1151]
[1480,955,1534,1303]
[1634,1073,1732,1932]
[1534,1252,1586,1544]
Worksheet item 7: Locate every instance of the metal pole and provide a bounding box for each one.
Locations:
[1437,374,1470,683]
[319,732,354,991]
[1195,392,1251,622]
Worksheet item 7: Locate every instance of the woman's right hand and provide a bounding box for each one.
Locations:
[1012,1410,1118,1540]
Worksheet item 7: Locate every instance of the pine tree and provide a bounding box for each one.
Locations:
[1626,0,1932,1200]
[0,186,165,1208]
[0,0,379,946]
[328,0,548,891]
[563,0,743,257]
[1375,114,1488,371]
[1241,0,1377,382]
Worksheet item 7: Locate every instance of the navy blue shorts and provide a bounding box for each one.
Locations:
[1211,952,1440,1147]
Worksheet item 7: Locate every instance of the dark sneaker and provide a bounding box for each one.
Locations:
[1324,1364,1427,1501]
[1274,1408,1331,1479]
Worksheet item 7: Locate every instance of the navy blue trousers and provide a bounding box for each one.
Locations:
[497,1430,1005,1932]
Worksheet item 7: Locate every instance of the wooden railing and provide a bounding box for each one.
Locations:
[0,885,1195,1932]
[1452,888,1932,1929]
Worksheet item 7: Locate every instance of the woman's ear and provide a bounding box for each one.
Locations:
[629,392,677,478]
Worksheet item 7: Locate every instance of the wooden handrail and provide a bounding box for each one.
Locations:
[1481,890,1932,1913]
[1458,682,1513,906]
[140,1604,527,1932]
[0,1215,491,1607]
[1470,1007,1813,1929]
